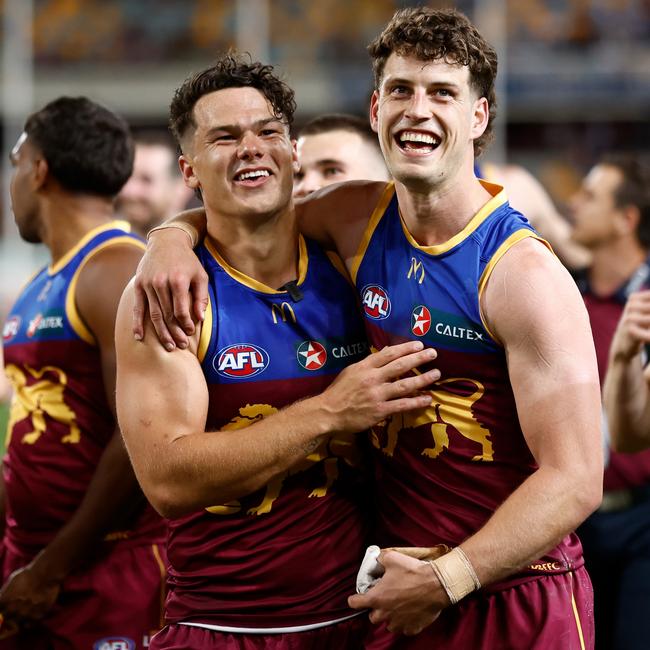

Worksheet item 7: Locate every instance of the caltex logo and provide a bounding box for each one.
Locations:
[361,284,391,320]
[297,340,327,370]
[2,316,21,343]
[215,344,269,379]
[411,305,432,336]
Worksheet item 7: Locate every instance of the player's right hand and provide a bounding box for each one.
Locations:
[132,228,208,351]
[610,290,650,362]
[318,341,440,433]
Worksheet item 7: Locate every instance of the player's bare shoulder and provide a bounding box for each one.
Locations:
[296,180,389,262]
[481,237,586,347]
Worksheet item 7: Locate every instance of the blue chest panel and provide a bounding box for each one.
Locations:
[355,185,537,355]
[197,237,368,388]
[4,223,142,349]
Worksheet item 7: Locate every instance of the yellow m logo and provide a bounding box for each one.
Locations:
[271,302,296,324]
[407,258,425,284]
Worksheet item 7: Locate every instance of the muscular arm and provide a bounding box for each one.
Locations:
[118,283,439,518]
[603,290,650,452]
[0,244,145,621]
[462,238,602,582]
[350,239,602,633]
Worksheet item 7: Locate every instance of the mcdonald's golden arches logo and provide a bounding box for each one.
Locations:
[271,302,296,324]
[407,257,425,284]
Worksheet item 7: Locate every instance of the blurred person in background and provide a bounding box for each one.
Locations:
[573,154,650,650]
[132,8,603,648]
[293,113,389,198]
[0,97,166,649]
[116,131,194,238]
[476,160,591,270]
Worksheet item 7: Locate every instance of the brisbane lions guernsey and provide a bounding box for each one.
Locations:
[164,235,369,628]
[2,221,163,557]
[352,181,584,587]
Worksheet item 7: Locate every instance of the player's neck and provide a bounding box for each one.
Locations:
[205,205,301,290]
[395,173,491,247]
[588,238,647,297]
[40,193,116,265]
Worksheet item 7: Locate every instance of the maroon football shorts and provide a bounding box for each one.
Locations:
[364,566,594,650]
[150,615,367,649]
[0,541,167,650]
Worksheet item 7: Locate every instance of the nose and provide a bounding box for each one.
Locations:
[404,89,430,121]
[293,170,321,198]
[237,131,263,160]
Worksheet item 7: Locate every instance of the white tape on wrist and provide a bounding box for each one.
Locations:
[427,546,481,605]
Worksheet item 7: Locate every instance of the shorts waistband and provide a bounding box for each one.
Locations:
[179,612,361,635]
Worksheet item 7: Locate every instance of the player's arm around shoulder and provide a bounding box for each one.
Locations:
[115,279,208,518]
[296,180,388,264]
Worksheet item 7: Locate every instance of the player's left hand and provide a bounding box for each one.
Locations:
[0,563,61,622]
[348,549,450,636]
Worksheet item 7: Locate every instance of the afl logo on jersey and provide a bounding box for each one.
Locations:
[215,344,269,379]
[2,316,21,343]
[411,305,432,336]
[297,340,327,371]
[362,284,391,320]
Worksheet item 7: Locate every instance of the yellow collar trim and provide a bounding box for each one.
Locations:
[204,234,308,294]
[399,180,507,255]
[49,220,132,275]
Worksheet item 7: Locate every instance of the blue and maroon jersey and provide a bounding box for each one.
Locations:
[164,235,370,628]
[351,181,584,586]
[2,221,163,557]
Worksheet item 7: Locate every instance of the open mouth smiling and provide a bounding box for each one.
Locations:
[395,130,441,154]
[233,168,272,185]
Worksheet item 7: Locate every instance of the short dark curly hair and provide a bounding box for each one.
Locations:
[368,7,498,156]
[24,96,133,197]
[169,54,296,146]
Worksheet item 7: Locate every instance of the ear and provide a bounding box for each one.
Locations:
[470,97,489,141]
[33,157,49,190]
[370,90,380,133]
[619,204,641,237]
[291,138,300,174]
[179,155,200,190]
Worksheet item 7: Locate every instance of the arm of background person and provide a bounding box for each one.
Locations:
[603,290,650,452]
[118,284,439,518]
[131,181,385,350]
[349,238,603,634]
[0,243,146,622]
[499,164,591,271]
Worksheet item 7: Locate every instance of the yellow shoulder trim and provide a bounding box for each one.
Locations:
[66,236,146,345]
[477,230,552,343]
[49,220,133,275]
[325,250,354,287]
[197,294,213,363]
[401,181,507,256]
[204,235,308,294]
[349,182,395,285]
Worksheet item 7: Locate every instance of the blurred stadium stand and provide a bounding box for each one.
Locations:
[0,0,649,309]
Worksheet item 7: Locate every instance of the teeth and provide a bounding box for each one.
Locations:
[237,170,270,181]
[399,132,439,145]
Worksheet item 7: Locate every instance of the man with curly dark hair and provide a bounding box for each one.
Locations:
[131,9,603,649]
[115,55,439,649]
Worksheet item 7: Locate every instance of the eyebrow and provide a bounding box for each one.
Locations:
[205,118,282,137]
[315,158,345,167]
[384,76,462,90]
